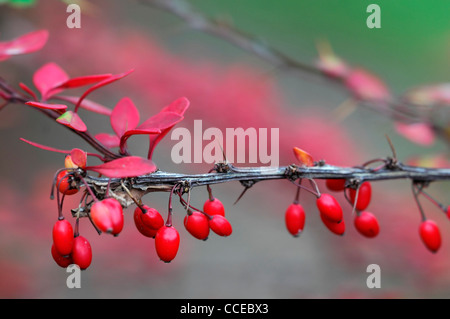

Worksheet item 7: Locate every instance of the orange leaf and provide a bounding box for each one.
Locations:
[293,147,314,167]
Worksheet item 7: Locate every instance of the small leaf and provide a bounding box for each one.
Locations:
[95,133,120,148]
[25,101,67,110]
[0,29,48,59]
[20,137,71,154]
[395,122,435,146]
[55,95,112,116]
[56,111,87,132]
[33,62,69,101]
[19,82,37,101]
[86,156,157,178]
[119,127,161,152]
[344,68,390,102]
[53,74,112,90]
[160,96,190,116]
[75,69,134,112]
[110,97,140,138]
[293,147,314,167]
[70,148,87,168]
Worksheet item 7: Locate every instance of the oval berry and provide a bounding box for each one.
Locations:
[155,226,180,263]
[51,244,73,268]
[354,211,379,238]
[52,218,74,256]
[134,208,158,238]
[285,203,305,237]
[102,198,124,236]
[90,200,114,234]
[184,211,210,240]
[209,215,232,237]
[203,198,225,217]
[419,220,441,253]
[326,179,346,192]
[320,213,345,236]
[316,193,343,223]
[72,236,92,270]
[349,182,372,211]
[138,205,164,230]
[57,171,78,195]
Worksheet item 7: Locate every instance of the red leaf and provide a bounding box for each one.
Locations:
[293,147,314,167]
[55,95,112,116]
[95,133,120,148]
[54,74,112,90]
[56,111,87,132]
[110,97,140,138]
[25,101,68,110]
[20,138,71,154]
[75,69,134,112]
[33,62,69,101]
[344,68,391,102]
[19,82,37,101]
[119,127,161,152]
[139,111,184,160]
[395,122,435,146]
[0,30,48,60]
[86,156,157,178]
[70,148,88,168]
[160,97,190,116]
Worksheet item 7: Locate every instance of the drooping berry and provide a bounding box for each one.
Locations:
[138,205,164,230]
[90,198,124,235]
[134,208,158,238]
[203,198,225,217]
[51,244,73,268]
[326,179,346,192]
[71,236,92,270]
[419,220,441,253]
[348,182,372,211]
[284,203,305,237]
[354,211,379,238]
[52,218,74,256]
[56,171,78,195]
[184,211,210,240]
[320,213,345,236]
[209,215,232,237]
[155,225,180,263]
[316,193,343,223]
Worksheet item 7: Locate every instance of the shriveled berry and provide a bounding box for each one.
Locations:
[354,211,379,238]
[72,236,92,270]
[52,218,74,256]
[326,179,346,192]
[349,182,372,211]
[203,198,225,217]
[419,220,441,253]
[56,171,78,195]
[51,244,73,268]
[138,205,164,230]
[316,193,343,223]
[209,215,232,237]
[134,208,158,238]
[320,213,345,236]
[285,203,305,237]
[184,211,210,240]
[155,226,180,263]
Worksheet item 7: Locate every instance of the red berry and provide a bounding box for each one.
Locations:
[138,205,164,230]
[320,213,345,236]
[285,203,305,237]
[155,226,180,263]
[349,182,372,211]
[316,193,343,223]
[209,215,232,237]
[354,211,379,238]
[57,171,78,195]
[134,208,158,238]
[326,179,346,192]
[203,198,225,217]
[72,236,92,270]
[184,211,210,240]
[51,244,73,268]
[52,218,74,256]
[419,220,441,253]
[90,198,124,235]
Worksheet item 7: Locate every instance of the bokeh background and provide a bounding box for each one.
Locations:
[0,0,449,298]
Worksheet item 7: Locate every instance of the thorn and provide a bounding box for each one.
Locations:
[233,186,250,205]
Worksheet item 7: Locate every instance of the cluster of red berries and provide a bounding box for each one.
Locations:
[133,196,232,263]
[285,178,444,253]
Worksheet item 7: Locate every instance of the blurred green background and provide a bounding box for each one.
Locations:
[0,0,449,299]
